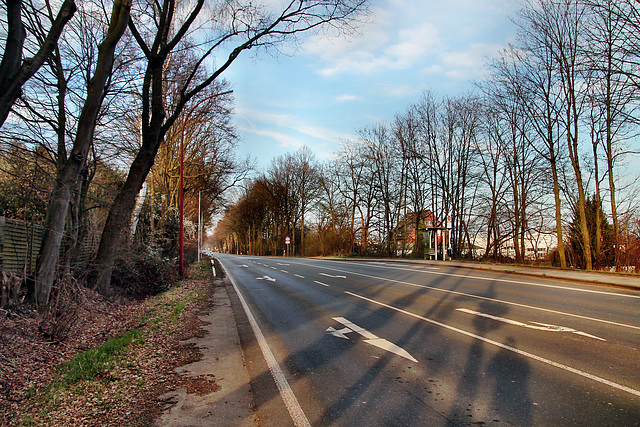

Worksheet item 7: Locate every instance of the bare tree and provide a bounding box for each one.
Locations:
[359,123,400,256]
[34,0,131,307]
[92,0,369,292]
[290,146,320,256]
[0,0,76,127]
[316,161,351,255]
[335,140,366,253]
[534,0,593,269]
[513,4,571,268]
[393,105,429,257]
[581,0,639,269]
[475,101,511,260]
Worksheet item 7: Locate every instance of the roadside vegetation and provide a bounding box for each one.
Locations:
[2,260,217,426]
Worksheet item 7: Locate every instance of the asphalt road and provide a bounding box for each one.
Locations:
[215,254,640,426]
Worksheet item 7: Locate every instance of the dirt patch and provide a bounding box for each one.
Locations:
[180,374,222,396]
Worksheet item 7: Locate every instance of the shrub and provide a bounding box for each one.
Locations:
[111,246,177,299]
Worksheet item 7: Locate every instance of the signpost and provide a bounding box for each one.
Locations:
[285,236,290,256]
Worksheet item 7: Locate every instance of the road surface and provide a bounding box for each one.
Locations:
[215,254,640,426]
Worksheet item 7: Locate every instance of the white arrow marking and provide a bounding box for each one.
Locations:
[326,326,351,339]
[456,308,606,341]
[319,273,347,279]
[327,317,418,363]
[239,264,249,268]
[363,338,418,363]
[256,276,276,282]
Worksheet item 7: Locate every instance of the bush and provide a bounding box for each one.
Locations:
[111,246,177,299]
[38,276,85,342]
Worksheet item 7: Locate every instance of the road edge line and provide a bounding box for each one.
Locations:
[217,259,311,427]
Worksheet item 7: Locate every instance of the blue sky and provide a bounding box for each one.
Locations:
[223,0,521,168]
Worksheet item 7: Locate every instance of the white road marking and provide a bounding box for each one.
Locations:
[333,317,378,339]
[370,261,440,270]
[271,267,277,270]
[294,261,640,331]
[220,262,311,427]
[281,270,289,273]
[256,276,276,282]
[294,274,305,279]
[335,260,640,300]
[326,326,351,339]
[346,291,640,398]
[328,317,418,363]
[456,308,606,341]
[278,263,290,266]
[239,264,249,268]
[319,273,347,279]
[314,281,330,287]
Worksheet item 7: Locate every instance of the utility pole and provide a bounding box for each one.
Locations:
[179,90,232,276]
[197,191,201,263]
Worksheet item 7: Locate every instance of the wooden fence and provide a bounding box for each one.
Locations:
[0,216,43,276]
[0,216,96,277]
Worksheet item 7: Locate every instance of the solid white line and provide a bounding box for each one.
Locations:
[345,290,640,399]
[319,272,347,279]
[293,261,640,331]
[314,281,330,287]
[456,308,606,341]
[334,259,640,299]
[220,262,311,427]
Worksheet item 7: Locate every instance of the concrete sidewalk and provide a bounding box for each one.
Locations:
[155,276,258,426]
[322,257,640,290]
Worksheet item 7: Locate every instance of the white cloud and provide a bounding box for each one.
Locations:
[336,94,360,102]
[376,84,417,99]
[238,125,304,149]
[236,107,354,149]
[385,24,440,67]
[440,43,504,80]
[305,5,442,77]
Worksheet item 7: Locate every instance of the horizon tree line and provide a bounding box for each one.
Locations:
[214,0,640,271]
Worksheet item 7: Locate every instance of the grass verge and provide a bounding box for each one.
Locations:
[12,260,216,427]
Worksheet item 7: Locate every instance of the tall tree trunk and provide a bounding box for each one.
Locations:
[568,129,592,270]
[35,0,131,307]
[604,72,620,270]
[93,131,162,294]
[551,159,567,268]
[592,139,602,269]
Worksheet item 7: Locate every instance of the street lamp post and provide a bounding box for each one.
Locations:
[179,90,232,276]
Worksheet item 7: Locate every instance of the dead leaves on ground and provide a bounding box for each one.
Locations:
[1,271,217,427]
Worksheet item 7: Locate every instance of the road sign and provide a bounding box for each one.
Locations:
[285,236,291,244]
